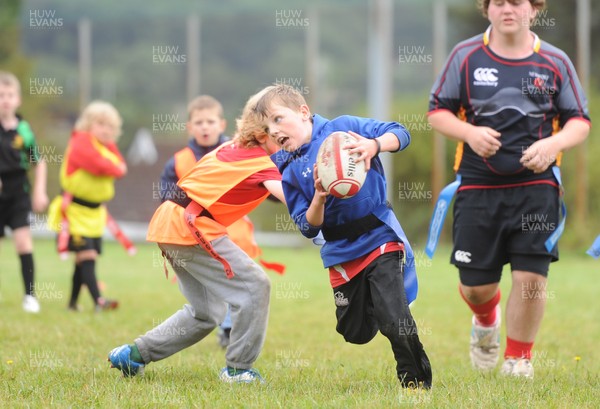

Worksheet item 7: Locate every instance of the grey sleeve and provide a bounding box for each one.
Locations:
[554,52,590,127]
[429,46,463,114]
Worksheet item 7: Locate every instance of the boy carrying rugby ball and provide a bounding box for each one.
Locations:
[240,84,432,389]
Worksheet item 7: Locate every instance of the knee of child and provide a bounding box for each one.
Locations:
[343,330,377,345]
[255,273,271,295]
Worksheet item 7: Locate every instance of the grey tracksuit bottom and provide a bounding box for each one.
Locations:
[135,237,271,370]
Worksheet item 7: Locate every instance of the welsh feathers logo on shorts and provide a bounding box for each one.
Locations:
[334,291,349,307]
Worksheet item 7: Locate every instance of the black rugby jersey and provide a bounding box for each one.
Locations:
[0,116,39,196]
[429,26,590,186]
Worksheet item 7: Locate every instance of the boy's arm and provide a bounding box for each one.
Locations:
[305,164,327,227]
[31,158,48,212]
[428,110,501,159]
[282,175,322,239]
[348,131,401,171]
[158,157,177,202]
[70,136,126,178]
[304,129,396,224]
[521,119,590,173]
[263,180,286,205]
[520,51,591,173]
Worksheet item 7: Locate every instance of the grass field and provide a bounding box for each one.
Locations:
[0,239,599,408]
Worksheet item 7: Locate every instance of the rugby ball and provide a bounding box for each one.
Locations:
[316,131,367,199]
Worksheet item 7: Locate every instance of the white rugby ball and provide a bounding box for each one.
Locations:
[316,131,367,199]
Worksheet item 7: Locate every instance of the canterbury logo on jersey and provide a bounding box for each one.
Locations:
[454,250,472,263]
[473,67,499,87]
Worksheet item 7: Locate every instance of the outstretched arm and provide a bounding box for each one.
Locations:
[263,180,286,205]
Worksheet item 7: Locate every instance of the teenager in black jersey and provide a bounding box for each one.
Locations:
[428,0,590,378]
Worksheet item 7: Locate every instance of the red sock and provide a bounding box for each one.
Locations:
[505,337,534,360]
[459,286,500,327]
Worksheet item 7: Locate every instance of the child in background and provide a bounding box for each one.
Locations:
[108,91,285,383]
[0,71,48,313]
[243,84,432,389]
[47,101,126,312]
[159,95,284,348]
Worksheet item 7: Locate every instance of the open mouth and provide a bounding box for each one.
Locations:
[277,136,289,146]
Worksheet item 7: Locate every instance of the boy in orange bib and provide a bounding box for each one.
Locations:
[108,92,285,383]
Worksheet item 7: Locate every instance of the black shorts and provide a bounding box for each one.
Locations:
[332,251,432,387]
[452,184,559,286]
[61,235,103,254]
[333,251,407,344]
[0,193,32,237]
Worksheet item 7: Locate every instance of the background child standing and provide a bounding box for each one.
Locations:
[47,100,126,312]
[0,71,48,313]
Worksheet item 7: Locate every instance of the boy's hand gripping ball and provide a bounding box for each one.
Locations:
[316,131,367,199]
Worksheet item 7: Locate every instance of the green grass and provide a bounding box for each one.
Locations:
[0,240,599,408]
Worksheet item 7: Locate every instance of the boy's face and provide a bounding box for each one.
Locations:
[89,117,118,145]
[187,107,226,147]
[487,0,536,33]
[265,103,312,152]
[0,84,21,119]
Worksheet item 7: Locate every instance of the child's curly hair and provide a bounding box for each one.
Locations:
[233,88,272,148]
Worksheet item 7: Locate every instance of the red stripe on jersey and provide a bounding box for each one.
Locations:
[216,144,281,205]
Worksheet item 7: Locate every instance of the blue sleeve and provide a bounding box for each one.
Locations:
[158,157,178,202]
[282,170,321,239]
[336,115,410,151]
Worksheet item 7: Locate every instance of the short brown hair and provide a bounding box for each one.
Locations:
[0,71,21,94]
[477,0,545,17]
[187,95,224,120]
[253,84,308,119]
[234,84,309,148]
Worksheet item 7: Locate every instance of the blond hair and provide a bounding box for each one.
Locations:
[477,0,545,17]
[187,95,224,120]
[74,100,123,141]
[0,71,21,94]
